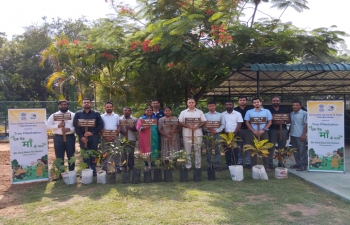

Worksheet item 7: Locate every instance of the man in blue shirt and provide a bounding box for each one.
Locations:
[245,97,272,171]
[289,100,308,171]
[203,101,225,171]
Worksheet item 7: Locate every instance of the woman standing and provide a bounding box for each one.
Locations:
[136,106,159,170]
[158,106,181,169]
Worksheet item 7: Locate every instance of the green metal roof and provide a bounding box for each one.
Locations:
[205,63,350,98]
[250,63,350,72]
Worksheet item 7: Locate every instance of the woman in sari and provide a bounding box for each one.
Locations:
[158,106,181,169]
[136,106,159,170]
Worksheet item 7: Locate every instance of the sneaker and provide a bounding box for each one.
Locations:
[296,166,306,171]
[215,167,222,172]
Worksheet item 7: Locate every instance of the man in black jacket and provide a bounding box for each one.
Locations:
[73,98,104,175]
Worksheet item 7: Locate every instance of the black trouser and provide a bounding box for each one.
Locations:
[225,147,240,166]
[79,135,99,174]
[54,134,76,171]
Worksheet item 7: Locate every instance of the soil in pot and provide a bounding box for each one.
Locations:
[207,168,216,181]
[122,171,131,184]
[153,168,162,182]
[107,172,116,184]
[179,169,188,182]
[193,168,202,182]
[132,169,141,184]
[143,170,152,183]
[163,169,173,182]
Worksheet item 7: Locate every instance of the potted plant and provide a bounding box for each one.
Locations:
[169,149,190,182]
[243,137,274,180]
[118,138,135,184]
[220,132,243,181]
[79,149,102,184]
[203,134,216,181]
[50,157,76,185]
[273,147,297,179]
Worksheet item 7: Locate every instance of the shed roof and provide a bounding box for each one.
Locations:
[205,63,350,97]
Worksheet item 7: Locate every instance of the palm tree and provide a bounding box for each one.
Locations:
[270,0,310,20]
[250,0,269,28]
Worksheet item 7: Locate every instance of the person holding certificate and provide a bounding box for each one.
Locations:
[178,98,207,170]
[136,106,159,170]
[158,106,181,169]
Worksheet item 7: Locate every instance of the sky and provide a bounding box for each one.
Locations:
[0,0,349,48]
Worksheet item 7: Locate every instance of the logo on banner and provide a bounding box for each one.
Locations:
[318,104,324,112]
[327,105,335,112]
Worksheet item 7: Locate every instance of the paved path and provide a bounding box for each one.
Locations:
[285,153,350,202]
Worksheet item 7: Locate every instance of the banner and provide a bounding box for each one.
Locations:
[9,109,49,184]
[307,101,345,173]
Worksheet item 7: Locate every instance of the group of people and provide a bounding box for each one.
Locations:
[46,96,308,179]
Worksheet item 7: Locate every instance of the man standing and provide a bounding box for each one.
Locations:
[119,107,138,171]
[73,98,104,175]
[100,102,120,172]
[234,96,253,169]
[222,100,243,169]
[203,101,225,171]
[47,100,76,172]
[268,96,290,168]
[289,100,308,171]
[179,98,207,170]
[245,98,273,172]
[151,99,165,119]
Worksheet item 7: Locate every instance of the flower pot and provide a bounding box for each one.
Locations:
[163,169,173,182]
[107,172,116,184]
[132,169,141,184]
[81,169,93,184]
[229,165,244,181]
[62,170,77,185]
[252,165,268,180]
[193,168,201,182]
[275,167,288,179]
[122,171,131,184]
[207,168,216,181]
[97,170,107,184]
[179,169,188,182]
[153,168,162,182]
[143,170,152,183]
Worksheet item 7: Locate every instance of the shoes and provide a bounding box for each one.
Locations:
[215,167,222,172]
[296,167,306,171]
[265,167,272,172]
[223,166,229,170]
[245,164,252,169]
[290,165,299,169]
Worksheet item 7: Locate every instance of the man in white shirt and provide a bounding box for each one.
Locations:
[47,100,76,171]
[101,102,120,171]
[179,98,207,169]
[119,106,138,170]
[222,100,243,169]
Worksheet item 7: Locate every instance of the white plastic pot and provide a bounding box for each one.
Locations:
[97,170,107,184]
[229,165,244,181]
[275,167,288,179]
[62,170,77,185]
[252,165,268,180]
[81,169,93,184]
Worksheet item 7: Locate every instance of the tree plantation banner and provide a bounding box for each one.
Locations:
[307,101,345,173]
[9,109,49,184]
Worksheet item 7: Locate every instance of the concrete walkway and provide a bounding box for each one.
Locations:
[285,154,350,202]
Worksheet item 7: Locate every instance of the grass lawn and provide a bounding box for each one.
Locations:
[1,157,350,225]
